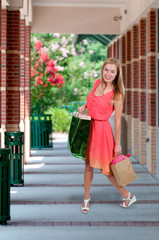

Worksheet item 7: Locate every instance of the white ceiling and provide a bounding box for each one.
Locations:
[32,0,126,8]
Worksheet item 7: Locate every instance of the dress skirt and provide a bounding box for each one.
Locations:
[85,119,115,176]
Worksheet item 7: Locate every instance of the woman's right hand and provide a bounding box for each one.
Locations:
[78,104,86,113]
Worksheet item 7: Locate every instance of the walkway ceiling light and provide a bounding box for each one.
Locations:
[113,16,122,21]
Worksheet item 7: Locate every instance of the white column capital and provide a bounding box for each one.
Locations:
[2,0,9,9]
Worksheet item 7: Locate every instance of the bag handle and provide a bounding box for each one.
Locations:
[73,111,91,120]
[73,112,80,118]
[111,153,131,161]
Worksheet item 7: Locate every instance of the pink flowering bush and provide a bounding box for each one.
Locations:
[31,39,65,113]
[34,40,43,50]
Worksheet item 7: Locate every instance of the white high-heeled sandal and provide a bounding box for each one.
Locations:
[81,198,90,214]
[120,192,136,208]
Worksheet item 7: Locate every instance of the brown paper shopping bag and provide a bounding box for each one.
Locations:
[110,155,137,186]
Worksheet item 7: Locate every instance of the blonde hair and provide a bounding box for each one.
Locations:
[101,57,125,101]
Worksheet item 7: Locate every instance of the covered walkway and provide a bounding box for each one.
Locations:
[0,0,159,238]
[1,134,159,239]
[0,0,159,174]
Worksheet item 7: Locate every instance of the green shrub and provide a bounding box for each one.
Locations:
[45,108,72,133]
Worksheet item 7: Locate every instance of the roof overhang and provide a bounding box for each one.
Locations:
[74,34,117,46]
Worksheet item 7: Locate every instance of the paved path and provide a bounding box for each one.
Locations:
[1,133,159,240]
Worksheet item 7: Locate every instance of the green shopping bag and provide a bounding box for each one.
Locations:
[67,114,91,159]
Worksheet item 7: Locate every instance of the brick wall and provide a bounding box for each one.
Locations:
[0,2,1,146]
[125,30,132,152]
[139,18,147,164]
[114,41,117,59]
[25,25,31,118]
[7,10,20,131]
[0,1,1,142]
[19,15,25,132]
[107,8,158,174]
[131,24,139,157]
[147,9,157,174]
[0,6,31,162]
[116,39,119,59]
[24,24,31,161]
[112,42,115,58]
[120,35,126,115]
[0,8,7,146]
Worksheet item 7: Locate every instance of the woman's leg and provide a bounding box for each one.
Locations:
[106,174,132,207]
[82,163,94,209]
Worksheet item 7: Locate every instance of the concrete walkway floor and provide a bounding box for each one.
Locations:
[1,133,159,240]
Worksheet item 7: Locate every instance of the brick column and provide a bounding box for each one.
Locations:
[24,24,31,161]
[147,9,157,174]
[107,46,110,58]
[110,45,113,57]
[120,35,127,154]
[114,40,117,58]
[112,42,115,58]
[107,45,113,58]
[116,39,119,59]
[125,30,132,152]
[0,7,7,147]
[0,1,2,146]
[139,18,147,164]
[120,35,126,114]
[20,13,25,132]
[131,24,139,156]
[7,10,20,132]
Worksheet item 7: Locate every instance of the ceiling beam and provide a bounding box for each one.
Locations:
[32,0,125,8]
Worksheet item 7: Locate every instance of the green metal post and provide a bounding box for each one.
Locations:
[5,132,24,186]
[31,114,53,149]
[0,148,11,225]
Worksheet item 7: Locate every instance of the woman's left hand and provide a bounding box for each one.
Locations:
[114,144,122,156]
[78,104,86,113]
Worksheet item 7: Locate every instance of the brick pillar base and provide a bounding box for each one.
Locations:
[148,126,156,174]
[19,120,25,132]
[0,125,6,148]
[6,124,19,132]
[139,121,146,164]
[24,117,30,163]
[131,118,139,156]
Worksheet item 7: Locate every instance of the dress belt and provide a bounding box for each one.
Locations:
[91,118,109,122]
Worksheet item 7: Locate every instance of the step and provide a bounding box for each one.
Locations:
[11,186,159,202]
[1,226,159,240]
[24,162,147,174]
[23,172,158,185]
[9,204,159,223]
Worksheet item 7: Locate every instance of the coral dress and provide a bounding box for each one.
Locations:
[85,79,115,176]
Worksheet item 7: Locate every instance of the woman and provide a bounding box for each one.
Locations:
[78,58,136,214]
